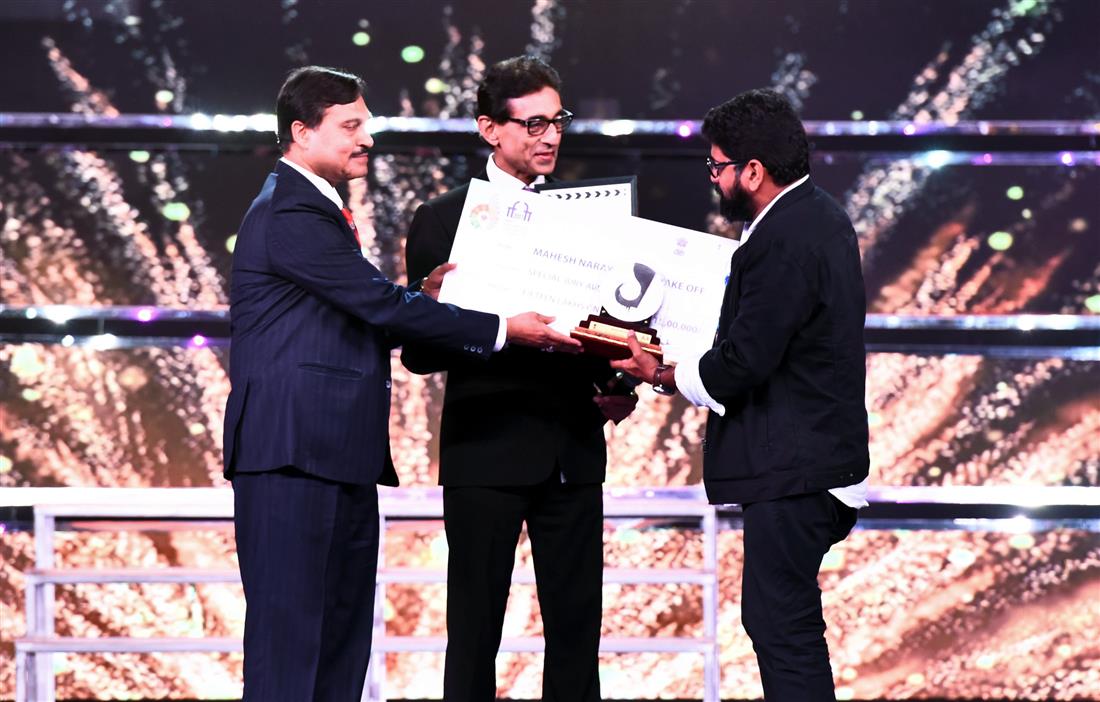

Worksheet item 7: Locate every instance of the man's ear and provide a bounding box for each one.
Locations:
[744,159,767,192]
[289,120,311,150]
[476,116,499,147]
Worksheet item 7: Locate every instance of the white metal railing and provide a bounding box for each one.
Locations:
[13,486,719,702]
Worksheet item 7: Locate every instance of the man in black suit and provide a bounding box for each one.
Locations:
[402,56,636,702]
[613,89,870,701]
[224,65,577,702]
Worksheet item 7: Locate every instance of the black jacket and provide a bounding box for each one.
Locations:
[402,176,617,487]
[700,178,869,504]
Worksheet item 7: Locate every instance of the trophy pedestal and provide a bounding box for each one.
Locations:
[571,313,663,362]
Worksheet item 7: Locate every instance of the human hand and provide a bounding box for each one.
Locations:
[505,312,583,352]
[421,262,457,300]
[610,333,659,384]
[594,392,638,424]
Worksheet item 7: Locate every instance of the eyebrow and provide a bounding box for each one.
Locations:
[516,110,565,121]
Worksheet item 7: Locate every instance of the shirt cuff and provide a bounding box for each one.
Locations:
[829,477,870,509]
[493,315,508,352]
[674,354,725,415]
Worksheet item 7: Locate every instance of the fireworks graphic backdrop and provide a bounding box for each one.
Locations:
[1,0,1098,699]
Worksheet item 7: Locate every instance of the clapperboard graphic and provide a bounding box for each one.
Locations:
[534,175,638,216]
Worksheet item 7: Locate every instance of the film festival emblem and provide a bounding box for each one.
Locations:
[467,201,498,230]
[572,261,664,362]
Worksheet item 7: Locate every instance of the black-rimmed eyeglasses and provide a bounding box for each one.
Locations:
[706,156,743,178]
[505,109,575,137]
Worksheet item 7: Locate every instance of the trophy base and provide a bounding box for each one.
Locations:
[571,315,664,362]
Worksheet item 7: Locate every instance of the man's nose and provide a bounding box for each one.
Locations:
[359,125,374,149]
[540,126,562,146]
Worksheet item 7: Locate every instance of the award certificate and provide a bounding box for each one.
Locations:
[438,179,737,363]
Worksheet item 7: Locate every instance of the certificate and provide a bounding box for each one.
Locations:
[535,176,637,216]
[439,179,736,363]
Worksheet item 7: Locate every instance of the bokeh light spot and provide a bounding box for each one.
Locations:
[1009,533,1036,550]
[1011,0,1038,15]
[11,347,46,379]
[987,231,1013,251]
[948,548,976,568]
[118,366,149,391]
[401,45,425,63]
[820,550,845,571]
[163,202,191,221]
[925,150,952,169]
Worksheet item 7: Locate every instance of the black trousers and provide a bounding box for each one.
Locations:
[741,491,858,702]
[442,476,604,702]
[233,467,380,702]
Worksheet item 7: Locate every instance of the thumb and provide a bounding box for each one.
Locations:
[625,332,642,353]
[536,313,556,324]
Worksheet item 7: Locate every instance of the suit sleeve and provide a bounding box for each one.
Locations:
[698,243,818,403]
[267,200,498,358]
[401,202,474,374]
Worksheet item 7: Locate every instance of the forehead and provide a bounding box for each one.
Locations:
[505,86,563,119]
[320,96,371,124]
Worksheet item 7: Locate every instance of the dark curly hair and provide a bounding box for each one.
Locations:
[701,89,810,186]
[276,66,365,153]
[477,55,562,122]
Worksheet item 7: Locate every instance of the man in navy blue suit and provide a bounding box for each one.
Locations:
[223,66,577,702]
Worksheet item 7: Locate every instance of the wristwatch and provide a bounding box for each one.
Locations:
[652,364,675,396]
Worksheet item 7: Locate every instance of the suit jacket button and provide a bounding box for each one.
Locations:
[463,344,470,351]
[385,380,392,389]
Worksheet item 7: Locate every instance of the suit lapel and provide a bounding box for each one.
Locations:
[744,179,814,244]
[714,180,814,337]
[274,161,358,244]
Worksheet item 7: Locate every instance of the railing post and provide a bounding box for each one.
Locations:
[702,507,720,702]
[33,509,56,701]
[365,509,388,702]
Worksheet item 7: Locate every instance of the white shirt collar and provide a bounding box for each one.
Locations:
[279,156,344,211]
[485,154,547,190]
[741,173,810,245]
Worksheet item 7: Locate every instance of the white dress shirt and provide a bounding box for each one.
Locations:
[485,153,547,190]
[279,156,507,351]
[482,155,547,348]
[673,174,868,508]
